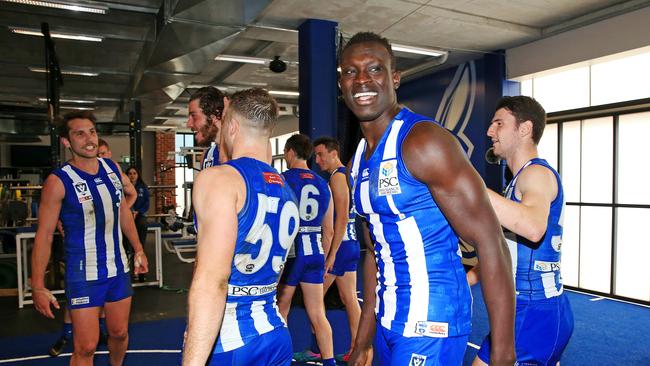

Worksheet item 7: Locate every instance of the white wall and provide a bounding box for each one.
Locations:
[507,6,650,79]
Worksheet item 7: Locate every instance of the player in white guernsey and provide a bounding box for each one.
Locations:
[340,32,516,366]
[183,89,299,366]
[187,86,226,168]
[468,96,574,365]
[32,111,148,366]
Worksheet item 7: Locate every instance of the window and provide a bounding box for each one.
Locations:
[175,134,194,217]
[270,131,298,173]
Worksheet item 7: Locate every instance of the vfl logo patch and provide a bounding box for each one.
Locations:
[71,296,90,305]
[378,159,401,196]
[415,321,449,338]
[409,353,427,366]
[74,182,93,203]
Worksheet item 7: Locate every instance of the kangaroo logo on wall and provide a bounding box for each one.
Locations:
[435,61,477,158]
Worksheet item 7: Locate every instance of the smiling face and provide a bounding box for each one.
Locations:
[339,41,400,124]
[313,144,336,172]
[62,118,98,159]
[187,99,219,147]
[487,108,522,159]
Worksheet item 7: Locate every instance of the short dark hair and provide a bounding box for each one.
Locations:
[57,110,97,138]
[229,88,278,131]
[284,134,313,160]
[496,96,547,144]
[98,138,109,148]
[341,32,396,70]
[190,86,226,121]
[313,136,340,154]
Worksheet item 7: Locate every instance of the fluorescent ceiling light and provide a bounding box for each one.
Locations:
[2,0,107,14]
[215,55,268,65]
[268,90,299,97]
[10,27,103,42]
[39,97,95,104]
[29,67,99,77]
[60,106,95,110]
[146,125,178,129]
[391,43,445,57]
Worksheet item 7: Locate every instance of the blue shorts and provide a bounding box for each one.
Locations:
[477,293,574,365]
[328,240,360,276]
[375,322,468,366]
[280,254,325,286]
[207,326,292,366]
[65,272,133,309]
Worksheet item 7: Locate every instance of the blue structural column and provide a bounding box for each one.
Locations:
[298,19,338,140]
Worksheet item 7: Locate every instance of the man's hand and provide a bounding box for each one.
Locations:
[133,251,149,274]
[324,254,336,274]
[33,288,59,319]
[348,346,372,366]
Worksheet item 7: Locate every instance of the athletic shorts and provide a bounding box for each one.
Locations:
[375,322,468,366]
[328,240,360,276]
[477,293,574,365]
[280,253,325,286]
[65,272,133,309]
[207,326,292,366]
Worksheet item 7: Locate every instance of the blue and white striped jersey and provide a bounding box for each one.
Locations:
[202,143,220,170]
[349,108,472,338]
[282,168,331,258]
[504,158,565,301]
[214,157,299,353]
[53,158,129,283]
[329,166,357,242]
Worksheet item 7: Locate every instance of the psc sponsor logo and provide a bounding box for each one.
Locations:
[378,159,401,196]
[228,283,277,296]
[534,260,561,272]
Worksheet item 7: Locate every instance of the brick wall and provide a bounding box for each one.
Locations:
[154,131,176,213]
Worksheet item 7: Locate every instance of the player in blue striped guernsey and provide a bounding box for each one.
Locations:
[277,133,337,366]
[32,111,149,365]
[187,86,226,169]
[468,96,574,365]
[313,136,363,362]
[341,32,516,366]
[183,88,299,366]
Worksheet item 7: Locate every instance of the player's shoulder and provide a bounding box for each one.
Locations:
[195,164,240,187]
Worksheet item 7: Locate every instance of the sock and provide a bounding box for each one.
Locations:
[322,358,336,366]
[309,333,320,354]
[99,318,107,334]
[61,322,73,339]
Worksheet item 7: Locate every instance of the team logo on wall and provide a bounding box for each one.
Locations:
[435,61,477,158]
[378,159,401,196]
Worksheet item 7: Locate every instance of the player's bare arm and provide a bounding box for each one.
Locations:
[487,164,558,242]
[348,220,376,366]
[183,166,243,365]
[327,172,349,262]
[322,195,336,273]
[403,122,515,366]
[31,174,65,319]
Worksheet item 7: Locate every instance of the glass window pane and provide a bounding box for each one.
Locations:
[520,79,532,97]
[175,168,185,216]
[533,67,590,112]
[617,112,650,204]
[538,123,558,171]
[581,117,613,203]
[591,51,650,106]
[561,205,580,287]
[561,121,581,202]
[615,208,650,301]
[578,206,612,293]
